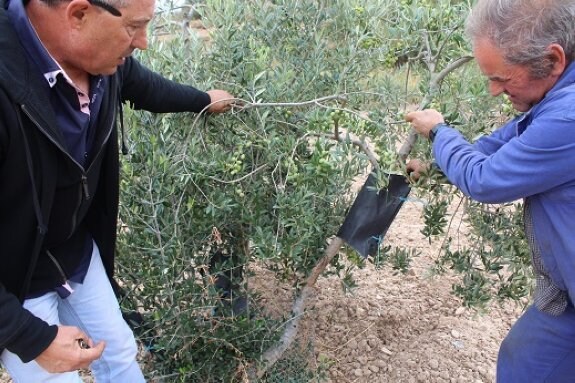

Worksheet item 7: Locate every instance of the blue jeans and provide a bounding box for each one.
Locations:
[0,242,145,383]
[497,304,575,382]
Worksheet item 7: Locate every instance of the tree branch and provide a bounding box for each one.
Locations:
[398,55,474,162]
[235,94,349,110]
[312,132,380,171]
[248,237,344,380]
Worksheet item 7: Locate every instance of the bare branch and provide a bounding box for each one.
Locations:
[398,55,474,161]
[432,55,474,90]
[312,132,380,171]
[205,164,268,184]
[236,94,349,110]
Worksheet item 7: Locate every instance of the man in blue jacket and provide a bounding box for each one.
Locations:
[0,0,234,381]
[406,0,575,381]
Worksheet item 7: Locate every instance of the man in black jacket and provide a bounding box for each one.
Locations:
[0,0,234,381]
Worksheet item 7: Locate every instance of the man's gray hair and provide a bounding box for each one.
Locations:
[465,0,575,79]
[101,0,130,7]
[39,0,131,9]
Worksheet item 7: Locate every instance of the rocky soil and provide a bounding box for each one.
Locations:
[253,198,524,383]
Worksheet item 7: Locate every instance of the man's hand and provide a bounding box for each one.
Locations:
[35,326,105,373]
[405,109,445,138]
[406,159,430,181]
[206,89,236,113]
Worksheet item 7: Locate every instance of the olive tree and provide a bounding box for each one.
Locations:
[116,0,530,381]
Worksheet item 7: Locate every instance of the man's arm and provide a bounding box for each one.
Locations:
[118,57,233,114]
[407,106,575,203]
[471,115,523,155]
[0,283,56,362]
[432,109,575,203]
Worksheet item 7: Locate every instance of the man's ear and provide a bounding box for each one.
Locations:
[548,43,566,76]
[65,0,92,29]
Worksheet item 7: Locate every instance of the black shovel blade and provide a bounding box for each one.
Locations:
[337,172,411,258]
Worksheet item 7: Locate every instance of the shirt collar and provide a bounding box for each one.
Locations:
[7,0,101,92]
[7,0,63,87]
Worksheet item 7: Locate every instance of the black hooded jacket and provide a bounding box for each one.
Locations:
[0,0,212,362]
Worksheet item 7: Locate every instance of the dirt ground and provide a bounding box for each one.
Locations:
[252,198,524,383]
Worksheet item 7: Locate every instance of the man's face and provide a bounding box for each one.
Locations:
[473,39,558,112]
[75,0,155,75]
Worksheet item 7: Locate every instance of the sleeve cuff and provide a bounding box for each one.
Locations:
[6,316,58,363]
[429,122,449,142]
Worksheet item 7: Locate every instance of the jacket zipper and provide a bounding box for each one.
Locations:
[81,175,91,200]
[20,104,115,238]
[46,250,74,294]
[21,105,85,169]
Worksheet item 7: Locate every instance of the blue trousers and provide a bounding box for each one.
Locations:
[497,304,575,382]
